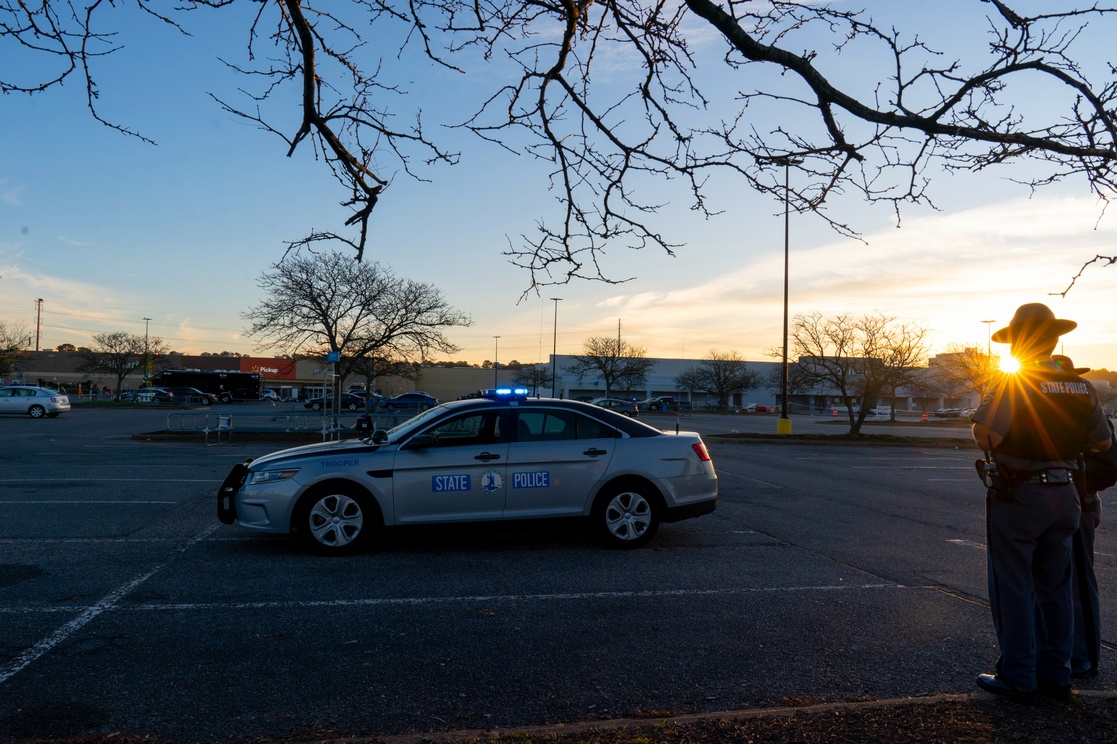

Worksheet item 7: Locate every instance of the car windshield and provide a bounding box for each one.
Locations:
[383,404,447,438]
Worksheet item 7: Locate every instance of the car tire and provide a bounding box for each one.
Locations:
[219,393,233,404]
[28,405,46,419]
[592,481,660,549]
[347,402,359,411]
[297,483,380,556]
[311,402,323,411]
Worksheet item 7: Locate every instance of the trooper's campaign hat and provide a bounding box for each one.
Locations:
[1052,354,1090,375]
[991,303,1077,344]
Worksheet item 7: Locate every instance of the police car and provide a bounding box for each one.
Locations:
[217,388,717,554]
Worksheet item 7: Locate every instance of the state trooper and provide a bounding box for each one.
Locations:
[971,304,1111,703]
[1052,354,1105,681]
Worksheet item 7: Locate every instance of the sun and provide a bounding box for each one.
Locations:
[999,355,1020,373]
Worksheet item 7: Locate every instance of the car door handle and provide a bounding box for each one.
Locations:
[583,448,608,457]
[474,452,501,461]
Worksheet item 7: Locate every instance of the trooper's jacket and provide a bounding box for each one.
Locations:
[974,361,1108,470]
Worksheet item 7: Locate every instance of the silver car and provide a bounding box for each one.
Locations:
[0,385,71,418]
[218,389,717,554]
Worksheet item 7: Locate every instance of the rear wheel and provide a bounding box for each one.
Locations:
[310,402,323,411]
[592,482,660,549]
[28,405,46,419]
[297,484,379,555]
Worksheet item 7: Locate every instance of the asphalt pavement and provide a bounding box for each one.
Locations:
[2,405,1106,742]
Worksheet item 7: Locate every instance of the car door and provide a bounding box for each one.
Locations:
[0,388,16,413]
[389,410,508,524]
[503,407,619,519]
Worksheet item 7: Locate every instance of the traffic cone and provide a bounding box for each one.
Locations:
[921,410,928,422]
[832,408,837,416]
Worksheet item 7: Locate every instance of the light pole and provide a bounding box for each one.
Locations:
[550,298,562,397]
[777,157,799,436]
[143,317,152,388]
[981,319,995,357]
[493,336,501,387]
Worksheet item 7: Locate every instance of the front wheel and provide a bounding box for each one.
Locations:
[298,484,379,555]
[310,402,323,411]
[28,405,46,419]
[592,483,660,549]
[346,402,359,411]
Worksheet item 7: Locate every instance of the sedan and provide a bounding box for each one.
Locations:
[383,392,438,412]
[218,389,717,554]
[0,385,71,418]
[589,398,638,417]
[161,387,218,405]
[303,393,368,412]
[117,387,176,404]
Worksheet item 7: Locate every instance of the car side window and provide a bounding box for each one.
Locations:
[0,389,11,398]
[515,410,619,442]
[420,412,499,448]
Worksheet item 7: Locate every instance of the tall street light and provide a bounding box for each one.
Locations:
[550,298,562,397]
[143,317,152,388]
[493,336,501,387]
[981,319,995,357]
[777,157,800,436]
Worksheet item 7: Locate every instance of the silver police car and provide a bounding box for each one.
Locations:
[218,388,717,554]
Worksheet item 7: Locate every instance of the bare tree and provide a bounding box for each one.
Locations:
[0,319,31,377]
[789,311,930,434]
[566,337,656,398]
[9,3,1117,287]
[243,252,471,386]
[514,364,550,396]
[347,354,419,403]
[677,350,761,410]
[931,344,1002,402]
[77,331,171,393]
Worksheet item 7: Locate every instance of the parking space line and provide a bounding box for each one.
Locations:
[0,583,916,616]
[0,523,221,686]
[1,500,178,505]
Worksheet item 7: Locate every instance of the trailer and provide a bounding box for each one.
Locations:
[151,369,262,403]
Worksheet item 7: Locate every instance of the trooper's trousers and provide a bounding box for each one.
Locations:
[1073,495,1103,674]
[986,481,1081,691]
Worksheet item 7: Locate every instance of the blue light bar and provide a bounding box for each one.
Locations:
[482,387,530,400]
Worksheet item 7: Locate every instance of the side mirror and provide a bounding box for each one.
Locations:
[371,429,389,444]
[404,433,437,449]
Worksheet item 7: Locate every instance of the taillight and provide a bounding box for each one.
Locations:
[692,442,711,462]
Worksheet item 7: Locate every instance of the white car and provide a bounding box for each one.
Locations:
[218,388,717,554]
[0,385,71,418]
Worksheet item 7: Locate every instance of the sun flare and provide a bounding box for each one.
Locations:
[999,355,1020,374]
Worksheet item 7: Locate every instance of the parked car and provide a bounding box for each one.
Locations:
[0,385,71,418]
[639,396,679,412]
[217,388,717,554]
[933,408,963,418]
[590,398,639,417]
[117,387,175,404]
[162,387,218,405]
[261,388,279,401]
[382,392,439,412]
[303,393,368,412]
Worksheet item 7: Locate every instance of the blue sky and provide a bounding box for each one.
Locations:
[3,2,1116,370]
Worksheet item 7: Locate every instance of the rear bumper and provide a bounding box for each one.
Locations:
[663,496,717,522]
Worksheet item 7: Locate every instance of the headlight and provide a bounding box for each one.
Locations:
[249,468,300,485]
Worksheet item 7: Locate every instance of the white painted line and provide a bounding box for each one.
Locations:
[0,523,221,685]
[0,501,178,505]
[947,539,986,551]
[0,479,221,483]
[0,583,908,616]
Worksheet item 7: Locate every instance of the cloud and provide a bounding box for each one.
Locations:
[0,178,23,207]
[588,193,1117,364]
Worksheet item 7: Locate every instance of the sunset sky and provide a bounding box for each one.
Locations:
[3,2,1114,370]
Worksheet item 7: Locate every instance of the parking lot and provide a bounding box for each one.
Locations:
[1,406,1111,741]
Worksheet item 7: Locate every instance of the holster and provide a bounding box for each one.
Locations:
[975,455,1012,502]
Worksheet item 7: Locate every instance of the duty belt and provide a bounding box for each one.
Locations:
[1009,469,1075,486]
